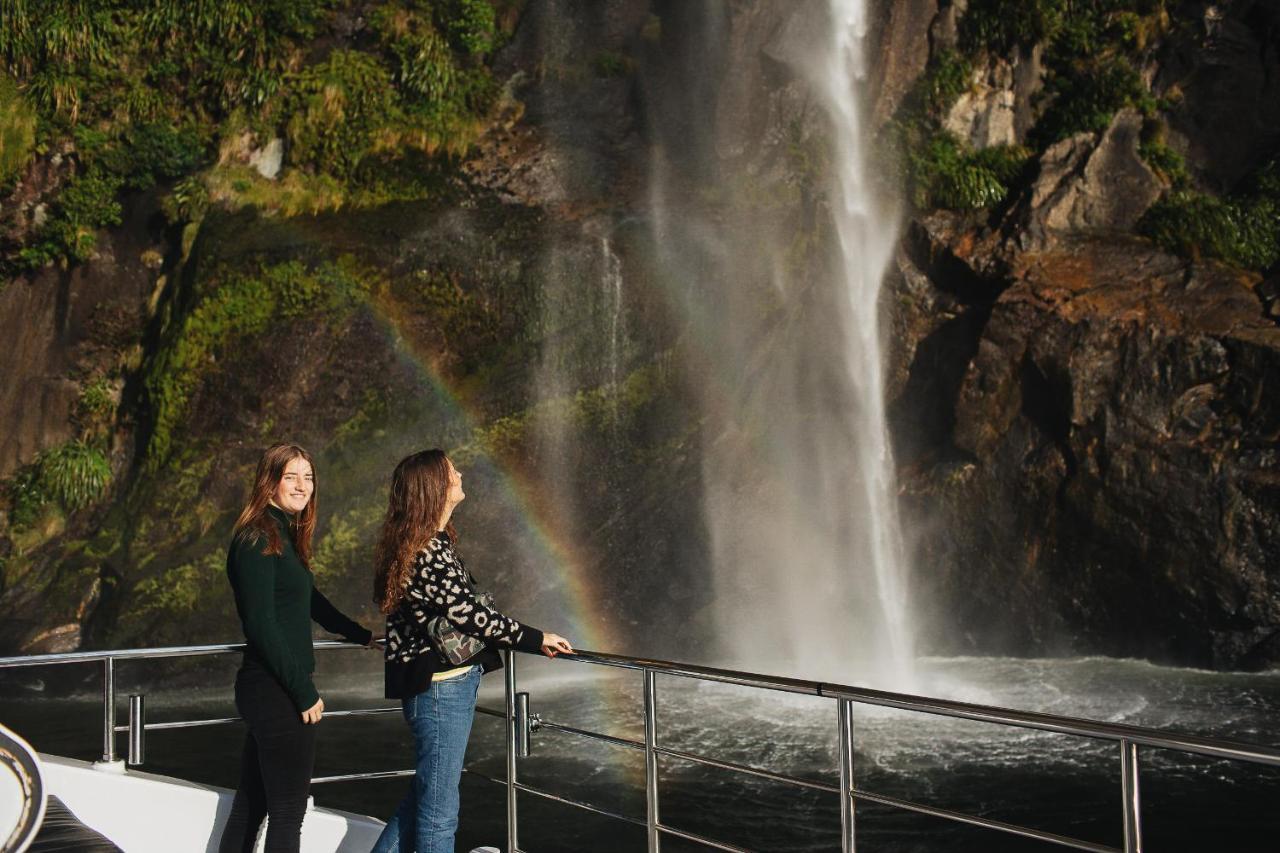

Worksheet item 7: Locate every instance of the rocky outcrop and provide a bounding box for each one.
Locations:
[943,46,1043,148]
[890,215,1280,669]
[1014,109,1164,250]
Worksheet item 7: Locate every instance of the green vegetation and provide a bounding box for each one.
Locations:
[955,0,1173,149]
[74,376,117,439]
[1139,158,1280,270]
[891,0,1276,270]
[18,169,123,267]
[960,0,1170,147]
[0,74,35,188]
[456,362,672,466]
[286,50,396,179]
[37,441,111,510]
[592,51,631,78]
[911,133,1032,210]
[884,51,1031,212]
[1138,138,1188,188]
[887,1,1170,216]
[5,1,512,270]
[5,440,112,529]
[143,257,376,470]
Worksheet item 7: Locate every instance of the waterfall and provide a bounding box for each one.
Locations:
[813,0,914,681]
[643,0,914,686]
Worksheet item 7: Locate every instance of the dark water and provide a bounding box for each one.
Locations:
[2,652,1278,852]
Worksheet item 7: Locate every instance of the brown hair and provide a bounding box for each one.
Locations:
[233,443,317,567]
[373,449,457,613]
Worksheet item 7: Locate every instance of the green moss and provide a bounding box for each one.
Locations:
[311,500,383,584]
[207,165,347,216]
[457,362,671,466]
[131,550,221,614]
[332,390,391,445]
[143,257,376,470]
[0,74,36,188]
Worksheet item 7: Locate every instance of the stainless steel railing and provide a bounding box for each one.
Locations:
[2,642,1279,853]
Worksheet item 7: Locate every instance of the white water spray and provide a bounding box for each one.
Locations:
[813,0,914,680]
[677,0,915,687]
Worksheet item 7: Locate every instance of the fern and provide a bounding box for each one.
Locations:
[36,440,112,510]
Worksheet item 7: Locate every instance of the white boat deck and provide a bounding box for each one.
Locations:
[40,755,384,853]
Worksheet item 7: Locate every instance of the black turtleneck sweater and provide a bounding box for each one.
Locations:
[226,505,372,710]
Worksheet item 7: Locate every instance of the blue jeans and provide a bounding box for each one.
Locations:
[372,665,482,853]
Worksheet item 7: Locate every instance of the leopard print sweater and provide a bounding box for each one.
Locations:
[384,531,543,664]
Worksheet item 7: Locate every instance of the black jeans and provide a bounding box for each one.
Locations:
[218,660,318,853]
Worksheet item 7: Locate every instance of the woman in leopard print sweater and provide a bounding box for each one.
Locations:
[370,449,573,853]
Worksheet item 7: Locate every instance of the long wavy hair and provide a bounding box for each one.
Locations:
[232,443,317,568]
[373,449,458,613]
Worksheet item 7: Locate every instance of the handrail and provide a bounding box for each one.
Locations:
[556,650,1280,767]
[0,640,354,668]
[3,642,1279,852]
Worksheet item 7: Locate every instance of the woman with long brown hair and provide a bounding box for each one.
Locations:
[219,443,375,853]
[370,449,573,853]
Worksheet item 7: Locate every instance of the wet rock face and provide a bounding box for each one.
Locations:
[891,221,1280,669]
[0,192,163,477]
[867,0,938,126]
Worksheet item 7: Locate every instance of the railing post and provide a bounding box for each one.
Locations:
[643,668,660,853]
[838,698,856,853]
[1121,739,1142,853]
[127,694,145,765]
[101,657,116,763]
[505,650,519,853]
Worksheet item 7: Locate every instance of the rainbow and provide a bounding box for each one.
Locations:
[367,294,616,657]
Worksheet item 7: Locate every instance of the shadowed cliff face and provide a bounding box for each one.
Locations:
[890,221,1280,668]
[1,0,1277,671]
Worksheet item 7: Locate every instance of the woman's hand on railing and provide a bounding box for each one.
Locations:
[541,633,574,658]
[301,697,324,724]
[365,634,384,651]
